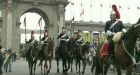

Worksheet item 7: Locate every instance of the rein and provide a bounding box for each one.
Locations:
[122,40,136,65]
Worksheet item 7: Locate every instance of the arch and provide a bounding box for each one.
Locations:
[16,6,51,27]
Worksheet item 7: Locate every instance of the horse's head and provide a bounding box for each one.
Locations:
[47,37,54,49]
[124,19,140,39]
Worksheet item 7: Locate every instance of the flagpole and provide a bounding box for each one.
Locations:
[90,1,92,21]
[39,13,42,41]
[24,16,27,58]
[100,3,102,22]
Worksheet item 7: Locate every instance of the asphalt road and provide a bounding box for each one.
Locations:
[2,58,117,75]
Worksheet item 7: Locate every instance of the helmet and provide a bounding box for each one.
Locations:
[31,31,35,38]
[110,4,120,19]
[62,27,66,32]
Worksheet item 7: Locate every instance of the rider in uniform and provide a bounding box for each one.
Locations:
[57,27,69,46]
[26,31,38,58]
[40,29,49,57]
[75,30,84,46]
[105,4,126,62]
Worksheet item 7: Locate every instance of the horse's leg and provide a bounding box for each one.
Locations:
[76,59,78,73]
[47,59,51,73]
[62,59,65,73]
[41,59,43,73]
[79,60,81,74]
[30,62,33,75]
[56,59,59,73]
[33,61,37,75]
[44,60,48,75]
[82,58,86,74]
[71,58,73,72]
[95,58,101,75]
[116,65,122,75]
[103,63,110,75]
[65,59,71,72]
[126,64,133,75]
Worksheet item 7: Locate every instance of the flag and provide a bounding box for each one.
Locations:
[38,16,42,27]
[71,17,74,21]
[81,1,83,7]
[71,2,74,5]
[90,2,92,7]
[24,17,26,27]
[119,5,122,9]
[128,7,130,10]
[24,17,26,23]
[100,3,102,7]
[137,6,140,9]
[80,9,84,16]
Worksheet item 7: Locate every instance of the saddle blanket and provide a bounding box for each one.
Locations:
[100,41,109,56]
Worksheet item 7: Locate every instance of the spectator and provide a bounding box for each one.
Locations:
[4,48,14,72]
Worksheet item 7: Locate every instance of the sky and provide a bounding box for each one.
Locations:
[3,0,140,43]
[66,0,140,23]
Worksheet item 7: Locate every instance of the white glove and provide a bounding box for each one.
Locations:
[106,30,113,36]
[122,29,127,33]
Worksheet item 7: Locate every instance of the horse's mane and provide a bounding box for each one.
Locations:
[47,38,54,51]
[123,18,140,39]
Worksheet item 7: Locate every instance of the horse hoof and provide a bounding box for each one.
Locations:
[82,71,84,74]
[47,70,50,73]
[57,70,59,73]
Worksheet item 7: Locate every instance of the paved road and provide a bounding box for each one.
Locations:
[2,58,117,75]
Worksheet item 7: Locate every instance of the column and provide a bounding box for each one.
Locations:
[90,31,93,44]
[58,4,65,33]
[13,22,21,59]
[6,11,13,49]
[0,17,2,43]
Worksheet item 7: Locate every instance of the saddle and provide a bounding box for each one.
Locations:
[100,40,109,56]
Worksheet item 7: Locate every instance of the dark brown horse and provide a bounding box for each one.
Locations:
[95,19,140,75]
[27,45,39,75]
[75,43,89,74]
[42,37,54,75]
[55,39,71,74]
[67,37,77,72]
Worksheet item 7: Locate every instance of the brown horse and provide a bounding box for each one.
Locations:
[42,37,54,75]
[95,19,140,75]
[75,43,89,74]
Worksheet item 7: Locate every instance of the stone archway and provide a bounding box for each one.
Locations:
[0,0,68,58]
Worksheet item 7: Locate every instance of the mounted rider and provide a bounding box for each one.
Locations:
[76,30,84,46]
[39,29,49,58]
[26,31,38,57]
[103,4,126,62]
[57,27,69,45]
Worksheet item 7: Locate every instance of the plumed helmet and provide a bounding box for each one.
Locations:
[62,27,66,32]
[31,31,35,38]
[110,4,120,19]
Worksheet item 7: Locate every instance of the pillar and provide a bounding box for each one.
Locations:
[6,0,13,49]
[0,17,2,43]
[13,22,21,59]
[58,4,65,33]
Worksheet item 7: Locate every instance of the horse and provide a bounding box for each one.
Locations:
[95,19,140,75]
[75,42,89,74]
[55,39,71,74]
[26,44,39,75]
[42,37,54,75]
[66,37,77,72]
